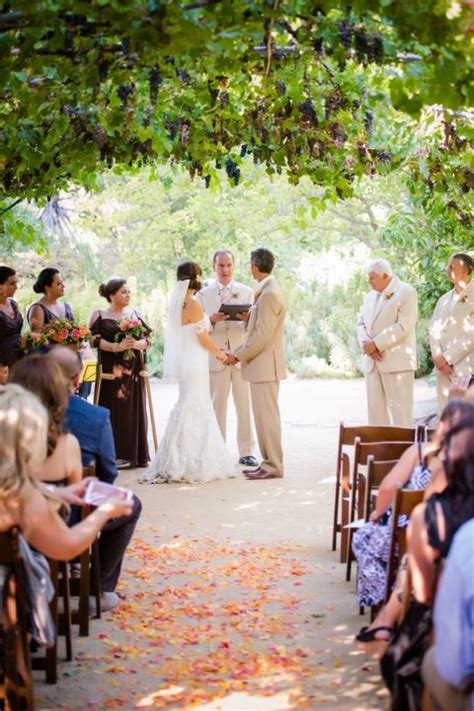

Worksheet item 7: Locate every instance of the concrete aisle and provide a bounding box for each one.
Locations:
[37,377,436,711]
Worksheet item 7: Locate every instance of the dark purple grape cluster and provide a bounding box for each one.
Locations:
[364,110,374,136]
[149,68,162,105]
[177,69,191,85]
[240,144,248,157]
[354,28,368,63]
[313,37,324,55]
[377,150,392,163]
[225,158,241,186]
[338,20,353,49]
[275,80,286,96]
[219,91,230,108]
[165,119,180,140]
[117,84,134,109]
[204,175,211,189]
[299,98,316,124]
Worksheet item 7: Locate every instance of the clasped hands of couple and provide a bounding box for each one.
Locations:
[362,339,383,361]
[211,309,249,366]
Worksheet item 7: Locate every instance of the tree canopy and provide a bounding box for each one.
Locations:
[1,0,473,203]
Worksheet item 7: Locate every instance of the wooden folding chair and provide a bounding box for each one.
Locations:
[363,456,399,522]
[346,439,413,582]
[331,423,418,557]
[69,465,101,636]
[0,527,34,710]
[384,488,425,603]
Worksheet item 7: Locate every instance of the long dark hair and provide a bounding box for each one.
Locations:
[10,354,69,456]
[440,413,474,540]
[0,266,16,285]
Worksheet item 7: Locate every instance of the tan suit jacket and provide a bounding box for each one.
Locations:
[356,276,418,374]
[429,280,474,376]
[196,280,254,372]
[235,277,287,382]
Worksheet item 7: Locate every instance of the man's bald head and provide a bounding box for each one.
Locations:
[47,346,82,391]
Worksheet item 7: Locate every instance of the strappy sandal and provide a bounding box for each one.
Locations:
[355,625,393,642]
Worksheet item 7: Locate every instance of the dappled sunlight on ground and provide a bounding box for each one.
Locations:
[36,529,387,709]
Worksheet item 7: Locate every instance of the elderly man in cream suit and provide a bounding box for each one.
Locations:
[429,253,474,412]
[196,250,257,467]
[356,259,418,427]
[226,248,287,479]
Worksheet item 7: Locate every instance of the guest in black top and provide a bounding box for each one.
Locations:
[0,266,23,372]
[27,267,75,331]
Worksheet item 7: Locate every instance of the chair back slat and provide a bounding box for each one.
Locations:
[340,424,417,446]
[384,489,425,602]
[355,440,413,465]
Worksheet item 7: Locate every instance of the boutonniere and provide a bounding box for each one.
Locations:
[385,292,394,300]
[231,291,239,299]
[254,290,261,300]
[459,295,468,304]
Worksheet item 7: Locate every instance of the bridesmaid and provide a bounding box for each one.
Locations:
[0,266,23,378]
[27,267,75,331]
[89,278,152,468]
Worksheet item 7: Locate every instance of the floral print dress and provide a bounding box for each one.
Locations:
[352,442,431,607]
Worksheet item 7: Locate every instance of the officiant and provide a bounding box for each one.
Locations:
[197,250,258,467]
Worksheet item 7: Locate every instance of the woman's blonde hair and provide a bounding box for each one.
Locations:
[0,383,48,500]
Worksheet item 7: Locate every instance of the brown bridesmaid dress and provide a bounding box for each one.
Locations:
[90,311,151,466]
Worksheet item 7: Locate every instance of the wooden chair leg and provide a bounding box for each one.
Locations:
[91,539,101,619]
[31,558,58,684]
[58,561,73,661]
[340,453,350,564]
[332,446,343,551]
[2,575,35,710]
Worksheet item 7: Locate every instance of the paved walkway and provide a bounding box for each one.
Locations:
[37,377,436,710]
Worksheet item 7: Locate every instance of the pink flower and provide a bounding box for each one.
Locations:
[72,329,79,339]
[60,328,68,339]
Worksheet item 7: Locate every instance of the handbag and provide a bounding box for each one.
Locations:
[380,599,432,711]
[18,536,56,647]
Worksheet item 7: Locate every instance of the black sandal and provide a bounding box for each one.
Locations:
[355,625,393,642]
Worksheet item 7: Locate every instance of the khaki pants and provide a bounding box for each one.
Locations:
[365,367,414,427]
[210,366,255,457]
[249,381,283,475]
[422,647,472,711]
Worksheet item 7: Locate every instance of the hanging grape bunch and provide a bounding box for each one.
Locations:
[149,68,162,105]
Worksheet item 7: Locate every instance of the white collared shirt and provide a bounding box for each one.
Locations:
[255,275,272,292]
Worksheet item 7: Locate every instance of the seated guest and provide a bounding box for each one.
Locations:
[408,412,474,604]
[48,346,142,611]
[381,412,474,707]
[355,399,473,641]
[422,519,474,711]
[10,354,82,486]
[0,383,132,562]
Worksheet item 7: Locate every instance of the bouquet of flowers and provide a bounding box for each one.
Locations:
[20,331,49,354]
[114,317,146,360]
[41,319,91,349]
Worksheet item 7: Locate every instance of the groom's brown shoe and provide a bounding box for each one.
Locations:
[245,468,283,480]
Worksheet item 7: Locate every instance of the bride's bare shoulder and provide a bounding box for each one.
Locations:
[183,299,204,324]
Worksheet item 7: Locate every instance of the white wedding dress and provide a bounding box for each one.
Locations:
[140,305,235,484]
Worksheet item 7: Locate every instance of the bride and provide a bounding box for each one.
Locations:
[140,261,236,484]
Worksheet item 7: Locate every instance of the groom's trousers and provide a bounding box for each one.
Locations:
[249,381,284,475]
[210,366,255,458]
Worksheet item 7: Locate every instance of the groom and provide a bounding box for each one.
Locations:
[225,248,287,479]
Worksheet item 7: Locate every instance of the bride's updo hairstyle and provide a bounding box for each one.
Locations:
[177,261,202,292]
[98,278,127,302]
